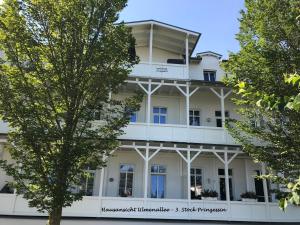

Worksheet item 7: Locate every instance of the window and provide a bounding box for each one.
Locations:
[80,169,95,196]
[153,107,167,124]
[254,170,271,202]
[191,168,203,199]
[119,164,134,197]
[151,165,166,198]
[215,110,229,127]
[189,110,201,126]
[130,112,137,123]
[218,168,233,200]
[71,167,95,196]
[204,71,216,82]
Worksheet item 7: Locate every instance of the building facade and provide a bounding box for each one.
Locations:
[0,20,299,223]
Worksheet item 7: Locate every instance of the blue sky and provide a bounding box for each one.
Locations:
[119,0,245,59]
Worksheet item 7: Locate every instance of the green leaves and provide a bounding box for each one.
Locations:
[285,74,300,87]
[224,0,300,211]
[279,178,300,210]
[279,198,288,211]
[0,0,140,222]
[285,74,300,110]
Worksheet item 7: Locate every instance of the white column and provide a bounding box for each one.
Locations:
[149,24,153,64]
[185,35,189,76]
[99,168,105,197]
[147,80,152,124]
[186,83,190,127]
[262,163,269,203]
[224,152,230,202]
[245,159,250,191]
[187,150,191,201]
[220,88,225,127]
[144,147,149,198]
[98,159,106,214]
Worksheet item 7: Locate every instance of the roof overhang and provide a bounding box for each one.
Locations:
[197,51,222,59]
[125,20,201,57]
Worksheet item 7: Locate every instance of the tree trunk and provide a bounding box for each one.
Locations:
[47,207,63,225]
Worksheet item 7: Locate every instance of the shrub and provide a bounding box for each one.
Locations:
[240,191,257,199]
[202,189,218,197]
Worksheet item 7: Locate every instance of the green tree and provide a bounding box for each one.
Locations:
[223,0,300,209]
[0,0,140,224]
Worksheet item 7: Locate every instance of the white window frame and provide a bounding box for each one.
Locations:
[190,167,203,198]
[153,106,168,124]
[218,168,234,200]
[189,109,201,126]
[70,167,95,196]
[82,167,95,196]
[203,70,216,82]
[215,110,230,127]
[118,164,135,197]
[150,164,167,198]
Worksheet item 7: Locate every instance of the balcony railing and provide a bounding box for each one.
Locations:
[130,62,189,80]
[0,194,299,222]
[121,123,236,145]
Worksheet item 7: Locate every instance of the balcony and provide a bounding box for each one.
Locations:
[130,62,189,80]
[0,194,299,222]
[121,123,236,145]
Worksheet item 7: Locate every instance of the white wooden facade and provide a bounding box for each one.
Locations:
[0,20,299,223]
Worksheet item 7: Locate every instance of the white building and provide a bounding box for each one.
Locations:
[0,20,299,223]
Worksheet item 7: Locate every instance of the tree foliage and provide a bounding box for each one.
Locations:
[0,0,140,224]
[223,0,300,209]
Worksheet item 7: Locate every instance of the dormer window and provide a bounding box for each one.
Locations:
[204,71,216,82]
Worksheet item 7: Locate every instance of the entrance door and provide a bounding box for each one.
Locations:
[219,177,233,200]
[254,170,265,202]
[218,168,233,200]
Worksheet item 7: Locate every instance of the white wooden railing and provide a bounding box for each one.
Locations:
[0,194,299,222]
[121,123,237,145]
[130,62,189,80]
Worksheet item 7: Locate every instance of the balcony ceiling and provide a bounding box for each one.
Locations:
[126,20,201,56]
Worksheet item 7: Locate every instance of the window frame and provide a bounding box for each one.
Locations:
[81,167,95,196]
[70,166,95,196]
[218,168,234,200]
[118,164,135,197]
[190,167,203,199]
[150,164,167,198]
[215,110,230,127]
[153,106,168,124]
[189,109,201,126]
[203,70,216,82]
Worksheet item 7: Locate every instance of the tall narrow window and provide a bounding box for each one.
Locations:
[151,165,166,198]
[218,168,233,200]
[204,71,216,82]
[153,107,167,124]
[254,170,270,202]
[215,110,229,127]
[189,110,201,126]
[119,164,134,197]
[81,168,95,196]
[190,168,202,199]
[71,166,95,196]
